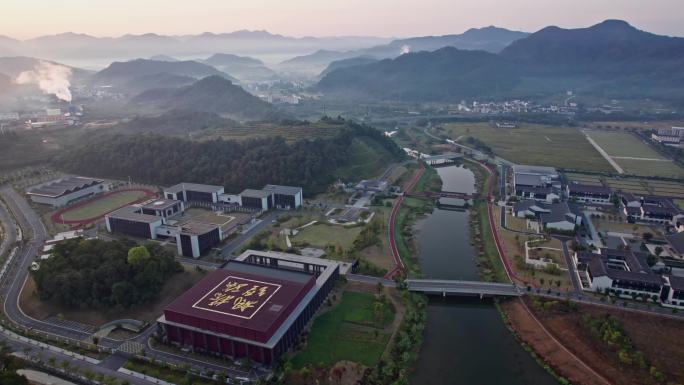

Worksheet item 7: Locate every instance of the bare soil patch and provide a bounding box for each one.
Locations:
[508,296,684,385]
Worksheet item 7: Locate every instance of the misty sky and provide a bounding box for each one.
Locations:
[2,0,683,39]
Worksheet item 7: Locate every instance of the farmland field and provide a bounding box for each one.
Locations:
[439,123,612,172]
[567,173,684,197]
[612,158,684,179]
[583,130,684,178]
[584,130,664,158]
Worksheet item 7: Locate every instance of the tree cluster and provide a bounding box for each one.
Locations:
[31,239,182,309]
[57,120,403,195]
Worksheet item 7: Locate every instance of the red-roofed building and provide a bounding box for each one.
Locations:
[157,250,339,364]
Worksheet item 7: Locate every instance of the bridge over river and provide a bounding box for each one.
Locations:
[406,279,521,297]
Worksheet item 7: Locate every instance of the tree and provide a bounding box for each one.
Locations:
[127,245,151,266]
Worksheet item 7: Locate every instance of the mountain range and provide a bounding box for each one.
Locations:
[280,26,529,75]
[0,30,391,64]
[318,20,684,102]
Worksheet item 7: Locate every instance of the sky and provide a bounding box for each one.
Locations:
[2,0,683,39]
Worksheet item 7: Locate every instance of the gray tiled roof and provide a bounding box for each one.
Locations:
[27,176,104,198]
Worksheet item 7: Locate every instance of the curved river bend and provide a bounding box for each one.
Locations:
[410,165,557,385]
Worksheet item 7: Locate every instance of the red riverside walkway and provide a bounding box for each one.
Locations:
[384,165,425,279]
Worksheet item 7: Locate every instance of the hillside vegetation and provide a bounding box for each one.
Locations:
[57,119,404,194]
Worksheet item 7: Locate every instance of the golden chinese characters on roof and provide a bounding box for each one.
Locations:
[192,276,281,319]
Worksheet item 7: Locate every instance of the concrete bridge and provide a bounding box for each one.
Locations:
[406,279,521,297]
[407,191,477,200]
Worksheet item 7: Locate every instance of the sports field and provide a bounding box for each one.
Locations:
[291,291,393,368]
[52,189,155,225]
[440,123,612,172]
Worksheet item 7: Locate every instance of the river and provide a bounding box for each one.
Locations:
[410,165,557,385]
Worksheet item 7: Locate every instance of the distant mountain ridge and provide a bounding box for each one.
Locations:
[90,59,235,89]
[203,53,276,81]
[279,26,528,74]
[318,20,684,102]
[0,30,391,62]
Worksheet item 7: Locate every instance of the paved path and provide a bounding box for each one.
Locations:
[611,156,670,161]
[220,211,279,258]
[384,164,425,279]
[582,130,624,174]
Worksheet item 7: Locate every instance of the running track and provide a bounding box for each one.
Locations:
[384,165,425,279]
[50,188,156,227]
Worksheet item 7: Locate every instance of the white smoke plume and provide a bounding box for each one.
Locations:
[400,44,411,55]
[15,61,73,102]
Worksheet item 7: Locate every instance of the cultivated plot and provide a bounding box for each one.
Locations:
[440,123,612,172]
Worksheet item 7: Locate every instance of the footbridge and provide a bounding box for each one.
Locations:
[406,279,521,297]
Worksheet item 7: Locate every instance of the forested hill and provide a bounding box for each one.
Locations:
[130,75,282,121]
[317,20,684,102]
[56,121,404,194]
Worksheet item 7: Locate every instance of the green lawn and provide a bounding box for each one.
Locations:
[585,130,664,158]
[292,223,363,249]
[675,200,684,210]
[291,291,393,368]
[59,190,149,221]
[440,123,612,172]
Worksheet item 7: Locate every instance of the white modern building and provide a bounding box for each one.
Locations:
[26,176,107,207]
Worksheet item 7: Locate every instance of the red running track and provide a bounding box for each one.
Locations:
[385,165,425,280]
[51,188,157,227]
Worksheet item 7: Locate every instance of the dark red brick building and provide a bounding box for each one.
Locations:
[157,251,339,364]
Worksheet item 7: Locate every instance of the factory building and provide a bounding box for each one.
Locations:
[157,250,339,365]
[26,176,107,207]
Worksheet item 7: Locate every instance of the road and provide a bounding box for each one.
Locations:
[406,279,520,296]
[220,211,279,258]
[555,236,582,293]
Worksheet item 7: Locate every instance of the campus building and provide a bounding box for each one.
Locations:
[513,200,582,232]
[26,176,107,207]
[512,165,561,202]
[566,182,612,205]
[157,250,339,365]
[164,182,303,211]
[105,199,221,258]
[619,193,683,226]
[164,183,225,204]
[577,248,663,301]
